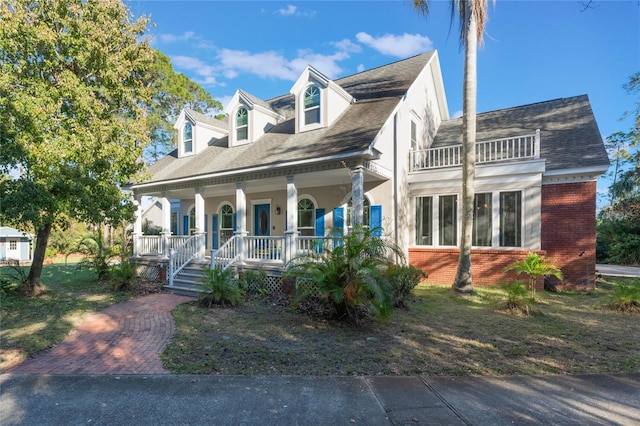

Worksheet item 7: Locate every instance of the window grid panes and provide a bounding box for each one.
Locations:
[188,207,196,234]
[347,197,370,228]
[183,123,193,153]
[415,196,432,245]
[9,241,17,250]
[500,191,522,247]
[298,198,315,237]
[303,85,320,125]
[236,108,248,141]
[473,193,492,246]
[439,195,457,246]
[220,204,234,245]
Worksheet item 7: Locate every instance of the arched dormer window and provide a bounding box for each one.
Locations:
[303,85,320,125]
[183,122,193,154]
[236,107,248,141]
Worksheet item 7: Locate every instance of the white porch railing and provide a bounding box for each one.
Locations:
[411,130,540,171]
[210,236,241,271]
[296,236,336,257]
[246,236,285,262]
[168,235,201,287]
[138,236,162,255]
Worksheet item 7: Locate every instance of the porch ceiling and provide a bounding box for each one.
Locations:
[143,165,388,200]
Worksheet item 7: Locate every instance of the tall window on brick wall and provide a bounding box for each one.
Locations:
[415,196,432,245]
[439,195,457,246]
[500,191,522,247]
[473,193,492,246]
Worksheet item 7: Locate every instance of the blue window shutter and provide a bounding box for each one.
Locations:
[371,205,382,236]
[204,214,208,248]
[315,208,325,237]
[183,215,189,235]
[212,214,219,249]
[333,207,344,248]
[315,208,325,254]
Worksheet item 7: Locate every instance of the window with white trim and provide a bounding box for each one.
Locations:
[9,240,17,250]
[236,107,248,141]
[415,190,523,248]
[183,122,193,154]
[219,204,234,246]
[303,85,320,125]
[298,198,315,237]
[347,196,371,229]
[188,207,196,234]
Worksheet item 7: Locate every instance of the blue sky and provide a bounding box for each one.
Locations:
[128,0,639,201]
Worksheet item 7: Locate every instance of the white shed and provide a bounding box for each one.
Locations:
[0,226,33,263]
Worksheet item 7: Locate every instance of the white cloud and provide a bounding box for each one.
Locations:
[332,38,362,54]
[170,55,218,85]
[153,31,196,45]
[355,32,434,57]
[218,49,298,80]
[452,110,463,118]
[278,5,297,16]
[356,64,365,73]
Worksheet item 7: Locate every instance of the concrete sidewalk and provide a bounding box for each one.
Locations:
[1,373,639,425]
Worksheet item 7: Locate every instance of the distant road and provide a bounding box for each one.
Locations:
[596,264,640,278]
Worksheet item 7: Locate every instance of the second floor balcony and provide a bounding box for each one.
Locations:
[410,130,540,172]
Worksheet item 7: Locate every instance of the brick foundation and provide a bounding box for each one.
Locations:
[409,248,545,287]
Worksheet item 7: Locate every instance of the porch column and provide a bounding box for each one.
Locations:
[352,166,364,227]
[132,194,143,258]
[235,182,247,265]
[285,175,298,262]
[195,187,206,259]
[160,193,171,258]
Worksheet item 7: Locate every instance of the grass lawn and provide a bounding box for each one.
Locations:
[162,276,640,376]
[0,263,132,370]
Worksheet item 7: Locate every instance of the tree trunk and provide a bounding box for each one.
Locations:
[453,11,477,294]
[25,222,53,295]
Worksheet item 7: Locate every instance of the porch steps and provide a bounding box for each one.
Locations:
[163,260,285,297]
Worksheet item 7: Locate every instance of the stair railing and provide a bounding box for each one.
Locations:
[168,234,201,287]
[210,235,241,271]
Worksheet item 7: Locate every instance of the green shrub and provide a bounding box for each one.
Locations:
[504,253,562,300]
[198,266,245,308]
[608,280,640,312]
[239,269,267,294]
[285,225,402,324]
[73,233,114,280]
[110,260,136,292]
[0,276,17,299]
[496,280,538,315]
[384,264,426,307]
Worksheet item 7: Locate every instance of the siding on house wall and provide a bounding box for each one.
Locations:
[540,181,597,289]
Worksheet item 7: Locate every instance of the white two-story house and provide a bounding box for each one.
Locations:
[129,51,609,291]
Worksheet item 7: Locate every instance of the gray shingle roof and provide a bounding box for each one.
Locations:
[144,52,436,183]
[184,109,228,130]
[432,95,609,171]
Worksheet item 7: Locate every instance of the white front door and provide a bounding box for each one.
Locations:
[7,239,19,260]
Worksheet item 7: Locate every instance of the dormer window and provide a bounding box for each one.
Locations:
[236,107,248,141]
[183,122,193,154]
[303,85,320,125]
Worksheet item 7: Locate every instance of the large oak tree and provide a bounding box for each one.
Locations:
[0,0,153,294]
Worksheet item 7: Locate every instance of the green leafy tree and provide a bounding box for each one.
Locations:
[0,0,153,295]
[144,50,223,164]
[413,0,493,294]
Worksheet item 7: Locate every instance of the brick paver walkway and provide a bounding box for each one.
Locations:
[7,293,191,375]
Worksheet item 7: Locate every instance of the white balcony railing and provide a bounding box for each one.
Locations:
[411,130,540,171]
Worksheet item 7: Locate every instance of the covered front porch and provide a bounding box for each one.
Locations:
[131,158,391,288]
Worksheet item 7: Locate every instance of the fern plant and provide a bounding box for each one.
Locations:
[608,280,640,312]
[504,253,562,299]
[198,266,245,308]
[496,280,537,315]
[285,225,403,324]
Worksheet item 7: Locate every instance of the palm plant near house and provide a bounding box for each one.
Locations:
[285,225,404,324]
[198,266,245,308]
[413,0,493,294]
[504,252,562,299]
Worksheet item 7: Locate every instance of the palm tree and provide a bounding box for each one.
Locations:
[413,0,492,293]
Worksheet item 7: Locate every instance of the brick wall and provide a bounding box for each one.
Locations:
[541,181,597,289]
[409,248,545,287]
